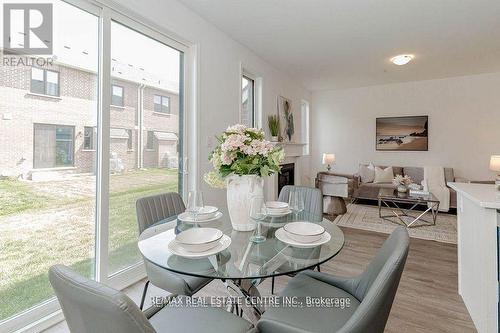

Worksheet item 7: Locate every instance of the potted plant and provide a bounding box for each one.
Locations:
[204,124,285,231]
[268,115,280,142]
[393,174,413,193]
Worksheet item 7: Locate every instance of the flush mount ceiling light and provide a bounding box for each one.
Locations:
[390,54,414,66]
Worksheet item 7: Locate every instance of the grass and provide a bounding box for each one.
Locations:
[0,168,178,321]
[0,179,55,216]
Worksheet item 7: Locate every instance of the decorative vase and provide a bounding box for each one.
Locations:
[397,184,408,193]
[226,175,264,231]
[271,136,279,142]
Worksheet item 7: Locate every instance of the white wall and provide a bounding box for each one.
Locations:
[311,72,500,181]
[109,0,311,205]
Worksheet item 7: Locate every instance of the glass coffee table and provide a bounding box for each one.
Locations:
[377,188,440,228]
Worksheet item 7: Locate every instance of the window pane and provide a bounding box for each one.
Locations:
[84,127,93,150]
[34,124,56,168]
[154,95,161,104]
[46,71,59,96]
[112,85,123,97]
[162,96,169,107]
[31,68,45,94]
[47,71,58,84]
[0,1,98,321]
[111,85,123,106]
[32,67,44,81]
[241,75,254,127]
[55,140,74,166]
[108,21,183,275]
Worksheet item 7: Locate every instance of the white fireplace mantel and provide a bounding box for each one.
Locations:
[273,142,306,157]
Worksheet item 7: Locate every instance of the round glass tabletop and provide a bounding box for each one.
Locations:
[138,208,344,280]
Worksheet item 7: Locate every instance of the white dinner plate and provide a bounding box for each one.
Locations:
[168,234,231,259]
[177,211,223,223]
[267,209,292,217]
[275,227,331,248]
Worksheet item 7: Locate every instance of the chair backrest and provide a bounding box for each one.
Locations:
[278,185,323,219]
[49,265,156,333]
[339,227,410,333]
[136,192,185,233]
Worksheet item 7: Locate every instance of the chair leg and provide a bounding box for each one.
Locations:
[271,276,275,295]
[140,280,150,310]
[317,265,321,272]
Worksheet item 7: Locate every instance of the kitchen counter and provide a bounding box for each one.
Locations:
[448,182,499,333]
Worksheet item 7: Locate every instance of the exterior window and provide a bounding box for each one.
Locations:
[84,126,96,150]
[154,95,170,113]
[146,131,155,150]
[31,67,60,97]
[111,85,124,106]
[126,129,133,150]
[34,124,74,168]
[241,75,254,127]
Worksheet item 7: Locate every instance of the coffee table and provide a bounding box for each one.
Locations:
[377,188,440,228]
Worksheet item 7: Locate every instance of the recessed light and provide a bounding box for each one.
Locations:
[390,54,414,66]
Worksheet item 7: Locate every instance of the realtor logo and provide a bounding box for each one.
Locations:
[3,3,53,55]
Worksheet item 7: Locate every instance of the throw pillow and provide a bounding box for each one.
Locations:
[358,164,375,183]
[374,166,394,183]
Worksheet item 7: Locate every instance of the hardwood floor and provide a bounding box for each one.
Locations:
[44,227,476,332]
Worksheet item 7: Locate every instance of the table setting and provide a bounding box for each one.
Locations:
[137,124,345,321]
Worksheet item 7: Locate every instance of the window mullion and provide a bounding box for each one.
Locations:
[95,7,111,283]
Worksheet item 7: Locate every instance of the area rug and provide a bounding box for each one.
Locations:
[333,204,457,244]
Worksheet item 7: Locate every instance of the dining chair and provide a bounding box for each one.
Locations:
[49,265,254,333]
[271,185,324,294]
[278,185,323,220]
[257,227,410,333]
[136,192,211,309]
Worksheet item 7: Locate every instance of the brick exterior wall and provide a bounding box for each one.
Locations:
[0,63,179,178]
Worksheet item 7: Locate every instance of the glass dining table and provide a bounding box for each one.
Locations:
[138,207,344,321]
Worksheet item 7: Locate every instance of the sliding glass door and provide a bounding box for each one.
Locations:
[108,20,184,275]
[0,0,99,323]
[0,1,188,331]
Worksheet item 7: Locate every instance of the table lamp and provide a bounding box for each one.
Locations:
[490,155,500,190]
[322,153,335,171]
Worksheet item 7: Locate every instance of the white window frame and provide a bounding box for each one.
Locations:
[239,63,262,129]
[0,0,199,332]
[301,100,310,156]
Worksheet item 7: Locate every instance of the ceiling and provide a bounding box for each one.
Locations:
[178,0,500,91]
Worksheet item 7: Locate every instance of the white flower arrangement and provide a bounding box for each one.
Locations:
[392,174,413,187]
[204,124,285,189]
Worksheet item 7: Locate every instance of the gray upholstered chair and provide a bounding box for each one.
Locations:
[272,185,324,293]
[258,227,410,333]
[136,192,211,309]
[278,185,323,221]
[49,265,253,333]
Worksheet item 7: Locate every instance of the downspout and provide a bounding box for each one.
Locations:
[137,84,145,169]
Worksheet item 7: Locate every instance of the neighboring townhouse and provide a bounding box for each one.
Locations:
[0,61,180,179]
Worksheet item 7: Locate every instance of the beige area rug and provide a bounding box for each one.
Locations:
[333,204,457,244]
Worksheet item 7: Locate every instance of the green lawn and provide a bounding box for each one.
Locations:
[0,169,178,320]
[0,179,55,216]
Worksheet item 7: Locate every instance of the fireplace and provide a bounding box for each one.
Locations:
[278,163,295,195]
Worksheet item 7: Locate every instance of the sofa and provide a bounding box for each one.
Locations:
[322,165,462,209]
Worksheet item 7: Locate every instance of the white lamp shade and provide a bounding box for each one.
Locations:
[490,155,500,172]
[322,153,336,165]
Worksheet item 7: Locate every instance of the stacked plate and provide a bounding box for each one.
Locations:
[177,206,223,223]
[168,227,231,258]
[266,201,292,217]
[275,222,331,248]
